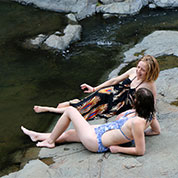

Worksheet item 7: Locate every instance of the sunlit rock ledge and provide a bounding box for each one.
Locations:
[13,0,178,20]
[109,30,178,78]
[2,29,178,178]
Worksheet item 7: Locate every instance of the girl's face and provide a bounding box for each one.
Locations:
[136,61,148,80]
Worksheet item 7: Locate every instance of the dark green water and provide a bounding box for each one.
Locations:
[0,1,117,174]
[1,0,178,176]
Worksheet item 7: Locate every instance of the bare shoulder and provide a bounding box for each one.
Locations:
[127,67,137,77]
[129,67,137,73]
[140,80,156,91]
[132,117,145,129]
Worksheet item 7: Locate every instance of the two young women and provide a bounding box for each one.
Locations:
[21,87,160,155]
[21,55,161,155]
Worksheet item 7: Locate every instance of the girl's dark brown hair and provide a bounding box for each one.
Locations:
[134,88,155,121]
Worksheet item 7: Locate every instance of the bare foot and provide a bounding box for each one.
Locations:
[36,140,55,148]
[33,106,48,113]
[21,126,39,142]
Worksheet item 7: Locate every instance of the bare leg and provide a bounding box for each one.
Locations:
[57,99,80,108]
[21,126,50,142]
[33,106,67,114]
[33,99,80,114]
[21,126,80,144]
[57,101,70,108]
[36,107,98,152]
[55,129,80,143]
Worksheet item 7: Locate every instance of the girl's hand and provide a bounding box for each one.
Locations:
[109,145,121,153]
[80,83,95,93]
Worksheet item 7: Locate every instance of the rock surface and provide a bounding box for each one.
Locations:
[109,30,178,78]
[24,24,82,52]
[20,0,178,52]
[44,24,82,51]
[14,0,178,20]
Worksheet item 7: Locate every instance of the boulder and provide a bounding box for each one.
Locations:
[109,30,178,78]
[124,30,178,63]
[14,0,178,20]
[96,0,144,15]
[14,0,97,20]
[44,24,81,51]
[153,0,178,7]
[24,24,82,51]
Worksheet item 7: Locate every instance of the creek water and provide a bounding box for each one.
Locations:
[1,0,178,176]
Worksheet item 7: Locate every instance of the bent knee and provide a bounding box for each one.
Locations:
[64,130,74,140]
[66,106,77,112]
[64,130,80,142]
[70,99,80,103]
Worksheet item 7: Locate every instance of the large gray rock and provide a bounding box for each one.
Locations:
[14,0,97,20]
[96,0,144,15]
[124,30,178,61]
[44,24,82,51]
[156,68,178,104]
[153,0,178,7]
[2,159,57,178]
[24,24,82,51]
[14,0,178,20]
[109,30,178,78]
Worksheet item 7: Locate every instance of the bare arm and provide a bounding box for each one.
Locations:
[144,117,161,136]
[115,109,134,120]
[81,67,136,93]
[110,119,146,156]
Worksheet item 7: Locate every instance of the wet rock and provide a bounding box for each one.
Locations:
[14,0,97,20]
[123,30,178,63]
[30,34,47,46]
[149,3,157,9]
[109,30,178,79]
[153,0,178,8]
[96,0,144,15]
[66,13,78,24]
[14,0,178,21]
[24,24,82,52]
[44,24,81,51]
[23,34,47,49]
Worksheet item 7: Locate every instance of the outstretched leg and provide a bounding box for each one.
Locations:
[57,99,80,108]
[33,99,80,114]
[21,126,50,142]
[21,126,80,144]
[36,107,98,152]
[33,106,67,114]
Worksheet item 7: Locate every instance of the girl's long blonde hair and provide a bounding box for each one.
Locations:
[137,55,160,82]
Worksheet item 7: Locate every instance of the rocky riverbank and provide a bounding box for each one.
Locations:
[14,0,178,20]
[15,0,178,52]
[3,29,178,177]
